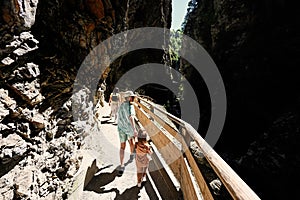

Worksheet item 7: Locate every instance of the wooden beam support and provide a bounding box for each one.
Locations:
[135,104,182,179]
[136,101,214,200]
[135,98,261,200]
[180,156,202,200]
[184,124,261,200]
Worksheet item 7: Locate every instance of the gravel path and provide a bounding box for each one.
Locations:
[80,102,158,200]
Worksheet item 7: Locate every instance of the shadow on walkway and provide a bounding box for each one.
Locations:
[100,119,114,124]
[143,178,160,200]
[83,163,142,199]
[114,185,141,200]
[114,180,159,200]
[84,165,119,193]
[83,158,159,199]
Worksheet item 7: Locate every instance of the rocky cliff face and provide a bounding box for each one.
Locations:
[32,0,171,108]
[182,0,300,199]
[0,0,171,199]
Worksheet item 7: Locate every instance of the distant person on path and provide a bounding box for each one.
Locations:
[135,129,152,187]
[95,83,106,105]
[94,83,106,119]
[117,91,138,176]
[109,87,120,123]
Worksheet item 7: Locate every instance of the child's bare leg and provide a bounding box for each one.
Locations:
[142,167,147,181]
[137,166,143,187]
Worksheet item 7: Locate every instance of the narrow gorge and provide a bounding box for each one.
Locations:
[1,0,299,199]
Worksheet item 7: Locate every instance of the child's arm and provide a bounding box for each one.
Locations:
[146,143,153,154]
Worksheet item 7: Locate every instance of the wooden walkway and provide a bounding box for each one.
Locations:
[69,96,260,200]
[79,102,161,200]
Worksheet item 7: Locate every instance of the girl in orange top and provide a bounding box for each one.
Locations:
[135,129,152,187]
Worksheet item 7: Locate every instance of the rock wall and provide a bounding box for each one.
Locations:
[0,31,83,199]
[0,0,38,31]
[0,0,171,199]
[182,0,300,199]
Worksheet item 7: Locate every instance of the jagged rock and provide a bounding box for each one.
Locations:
[40,192,56,200]
[0,177,14,200]
[0,0,38,31]
[1,57,14,65]
[236,112,300,199]
[0,134,29,167]
[2,32,39,60]
[209,179,222,195]
[0,89,17,117]
[18,0,39,28]
[0,104,9,122]
[190,141,210,167]
[13,79,43,105]
[14,166,34,197]
[183,1,300,199]
[1,0,171,199]
[17,123,30,137]
[0,133,27,149]
[10,62,40,80]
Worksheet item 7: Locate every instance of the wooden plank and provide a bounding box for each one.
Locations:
[185,124,261,200]
[137,97,184,126]
[137,101,178,137]
[137,101,214,200]
[148,146,181,199]
[134,104,182,180]
[180,156,202,200]
[137,98,260,200]
[134,118,180,199]
[183,145,214,200]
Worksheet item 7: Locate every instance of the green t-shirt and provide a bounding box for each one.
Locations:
[117,101,135,135]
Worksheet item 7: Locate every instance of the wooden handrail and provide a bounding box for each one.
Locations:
[136,96,185,127]
[184,124,260,200]
[134,96,261,200]
[134,101,199,200]
[135,100,214,200]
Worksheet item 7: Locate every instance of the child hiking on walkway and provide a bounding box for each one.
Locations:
[135,129,152,188]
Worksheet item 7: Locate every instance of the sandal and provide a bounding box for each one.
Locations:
[118,166,125,176]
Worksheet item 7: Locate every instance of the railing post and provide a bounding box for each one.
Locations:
[135,96,261,200]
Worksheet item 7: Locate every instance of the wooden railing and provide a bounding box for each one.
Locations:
[133,96,261,200]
